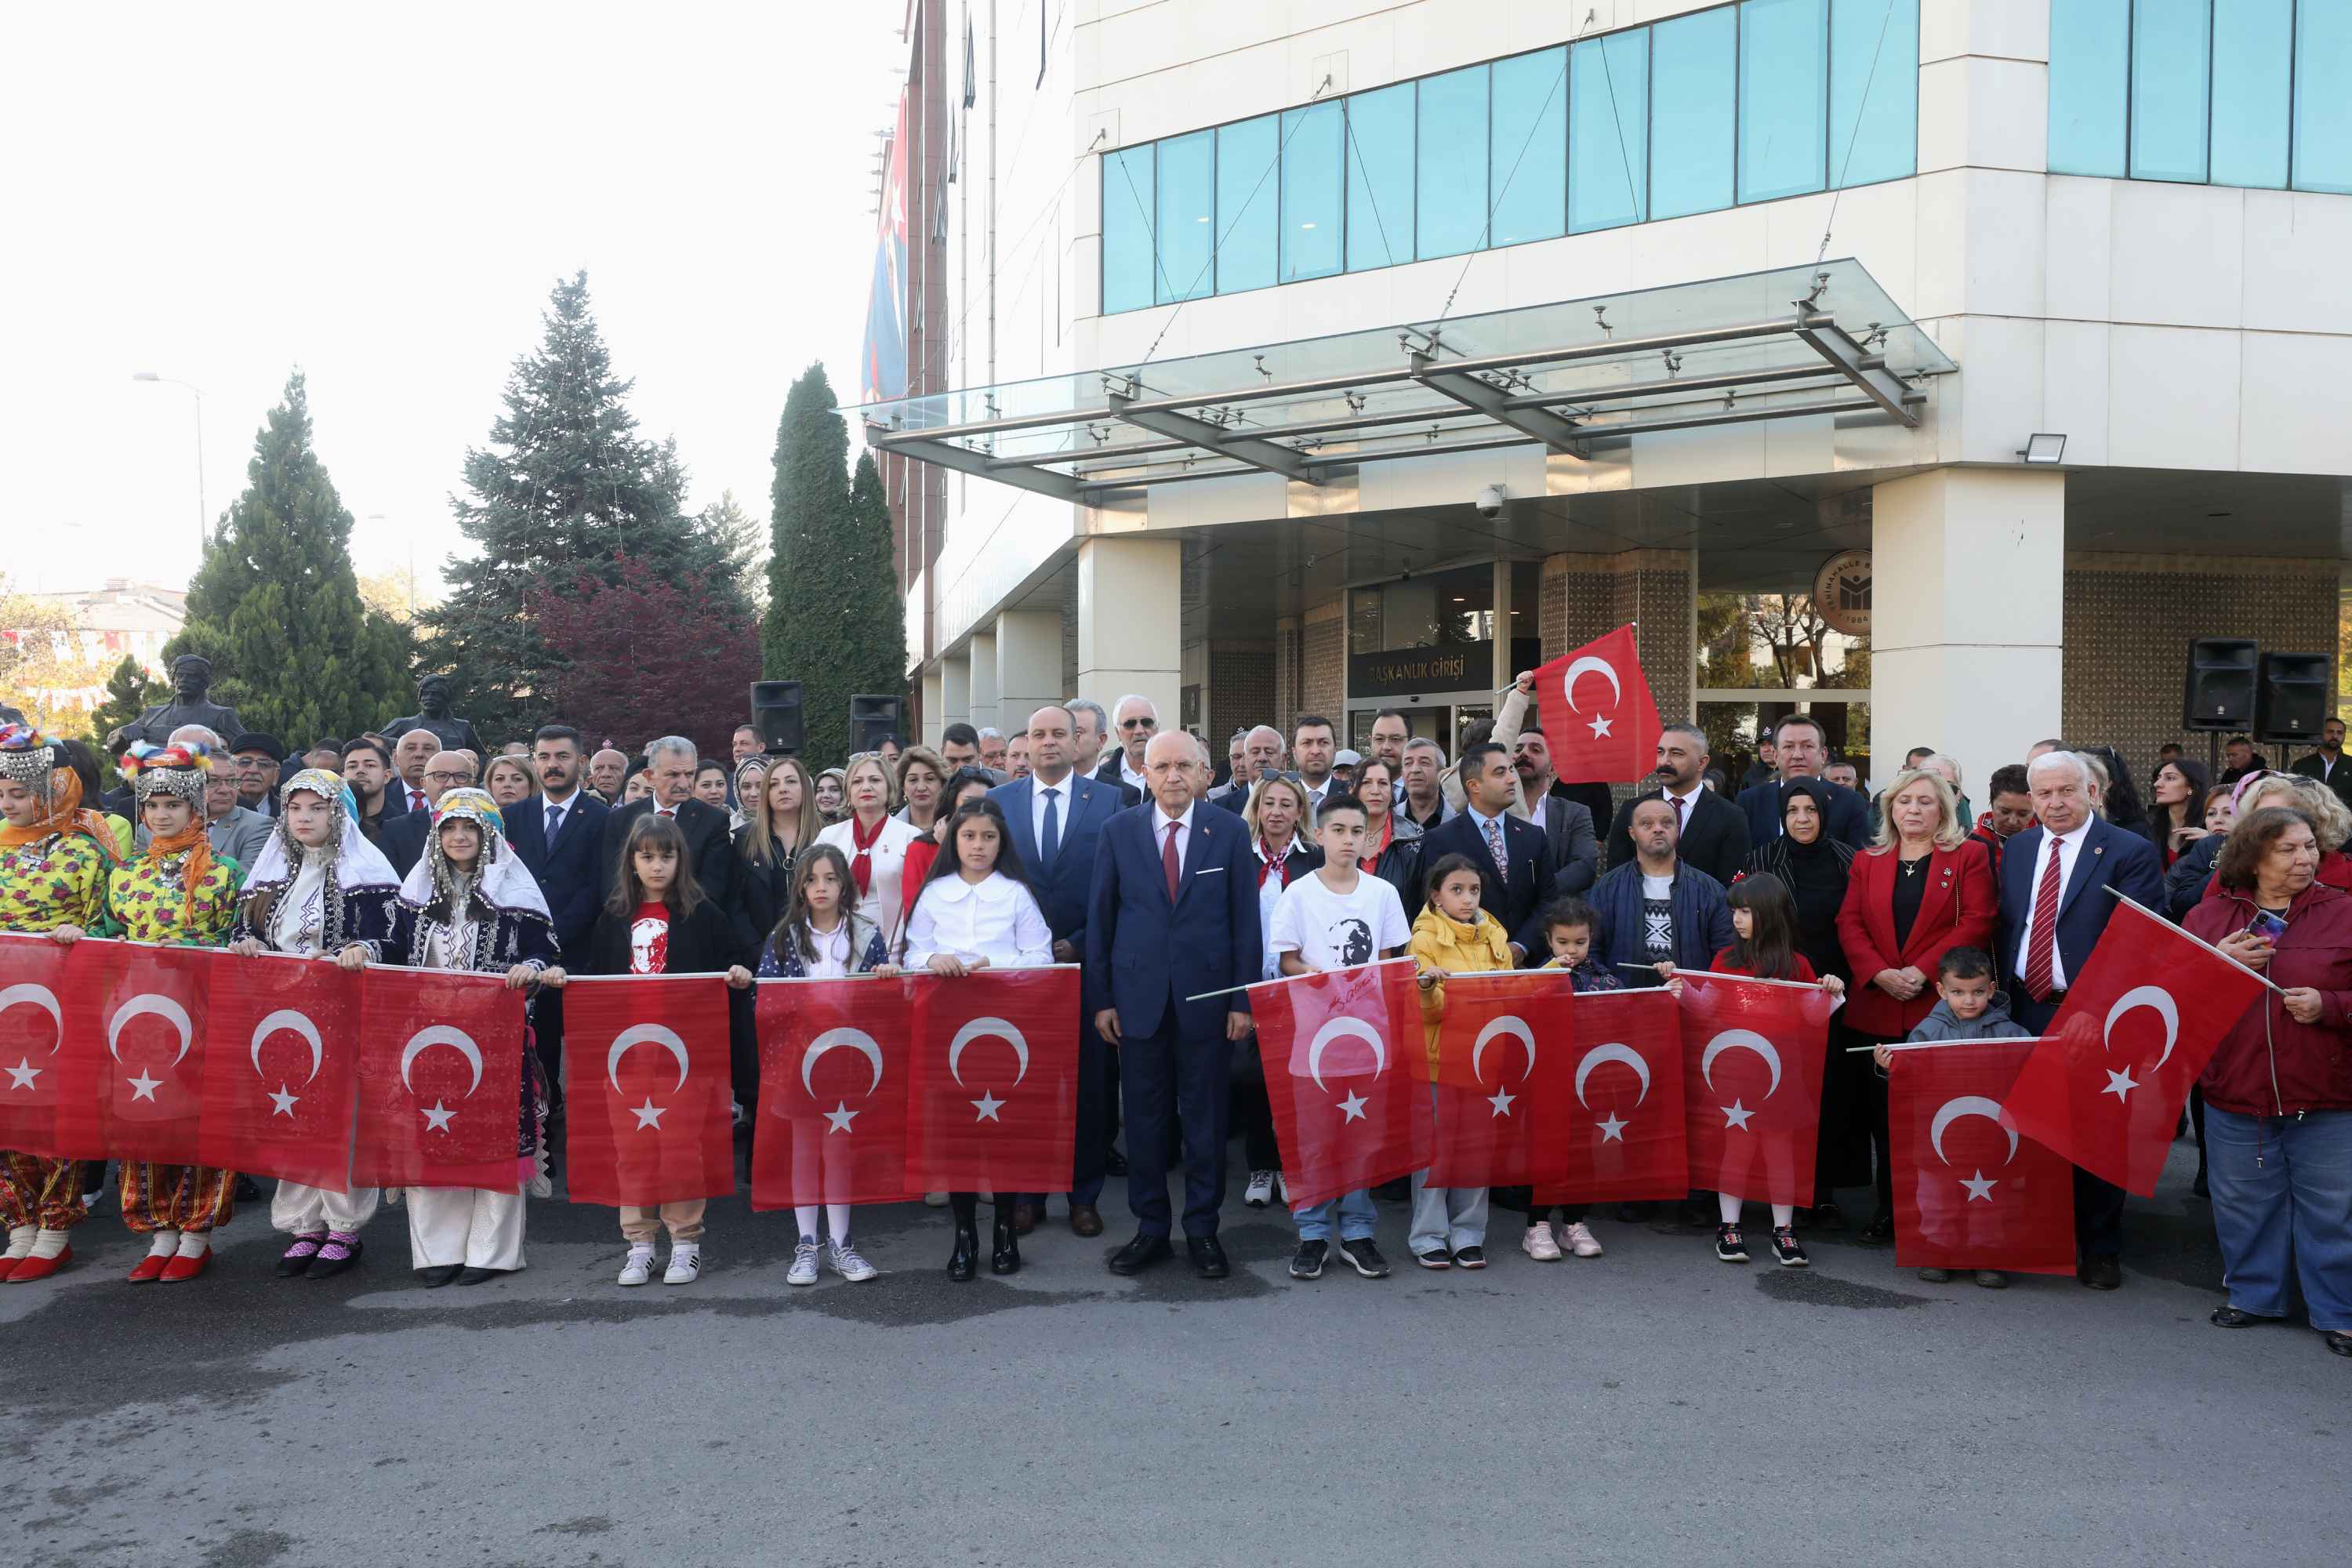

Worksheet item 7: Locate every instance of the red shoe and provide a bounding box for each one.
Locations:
[7,1245,71,1282]
[158,1248,211,1283]
[0,1257,20,1283]
[126,1252,172,1283]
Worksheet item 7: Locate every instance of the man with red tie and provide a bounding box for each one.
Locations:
[1994,749,2165,1290]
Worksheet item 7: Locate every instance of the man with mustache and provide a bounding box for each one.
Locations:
[1602,722,1751,885]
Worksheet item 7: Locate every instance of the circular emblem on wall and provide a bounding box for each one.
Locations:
[1812,550,1871,636]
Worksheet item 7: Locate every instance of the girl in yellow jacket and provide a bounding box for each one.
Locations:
[1406,852,1514,1269]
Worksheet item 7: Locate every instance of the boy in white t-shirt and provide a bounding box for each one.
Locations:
[1269,793,1412,1283]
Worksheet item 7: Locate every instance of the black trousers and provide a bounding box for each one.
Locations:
[1123,1025,1231,1239]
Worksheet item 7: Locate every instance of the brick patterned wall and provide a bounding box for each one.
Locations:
[1207,640,1277,742]
[1275,619,1304,738]
[1540,550,1697,818]
[1301,601,1346,731]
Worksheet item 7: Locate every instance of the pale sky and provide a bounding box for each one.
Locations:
[0,2,907,596]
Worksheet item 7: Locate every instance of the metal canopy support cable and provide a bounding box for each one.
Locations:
[1107,392,1323,483]
[1408,350,1590,459]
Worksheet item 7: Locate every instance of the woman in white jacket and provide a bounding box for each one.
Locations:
[813,752,923,956]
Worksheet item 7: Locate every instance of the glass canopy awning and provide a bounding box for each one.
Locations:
[848,260,1955,501]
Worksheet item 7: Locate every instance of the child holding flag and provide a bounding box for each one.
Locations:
[1409,853,1511,1269]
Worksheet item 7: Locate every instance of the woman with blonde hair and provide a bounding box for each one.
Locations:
[814,752,923,953]
[485,755,536,809]
[1235,773,1320,1208]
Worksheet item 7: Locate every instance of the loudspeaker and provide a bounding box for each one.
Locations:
[749,680,804,755]
[2256,652,2331,744]
[849,694,903,754]
[2181,637,2258,731]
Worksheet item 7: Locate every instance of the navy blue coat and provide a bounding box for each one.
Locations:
[1737,775,1872,852]
[1994,815,2165,1026]
[1588,860,1736,985]
[1085,800,1262,1040]
[379,808,432,880]
[503,790,612,960]
[988,771,1125,949]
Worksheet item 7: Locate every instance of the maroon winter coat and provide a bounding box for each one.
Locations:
[2183,880,2352,1116]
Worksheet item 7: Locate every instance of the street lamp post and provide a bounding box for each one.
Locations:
[132,372,206,557]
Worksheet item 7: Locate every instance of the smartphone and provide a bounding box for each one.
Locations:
[2247,909,2289,943]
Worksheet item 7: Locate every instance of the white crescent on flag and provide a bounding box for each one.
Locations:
[1573,1041,1652,1108]
[1305,1015,1388,1093]
[948,1017,1030,1087]
[2103,985,2180,1073]
[107,993,194,1068]
[401,1027,485,1098]
[1561,655,1621,714]
[0,983,63,1044]
[250,1008,325,1087]
[1929,1095,2019,1167]
[608,1025,692,1095]
[1470,1015,1536,1085]
[802,1026,885,1098]
[1699,1029,1783,1100]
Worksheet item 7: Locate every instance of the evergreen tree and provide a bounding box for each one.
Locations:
[85,655,166,747]
[762,365,904,764]
[159,371,412,746]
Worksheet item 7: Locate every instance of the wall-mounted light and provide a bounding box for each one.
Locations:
[2018,433,2067,464]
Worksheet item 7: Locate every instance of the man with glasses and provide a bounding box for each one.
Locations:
[1094,694,1158,798]
[379,750,481,877]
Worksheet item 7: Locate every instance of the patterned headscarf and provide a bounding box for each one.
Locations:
[120,741,218,921]
[402,786,549,924]
[0,724,119,859]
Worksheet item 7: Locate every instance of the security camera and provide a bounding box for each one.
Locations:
[1475,484,1505,519]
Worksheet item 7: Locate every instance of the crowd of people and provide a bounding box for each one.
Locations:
[0,684,2344,1363]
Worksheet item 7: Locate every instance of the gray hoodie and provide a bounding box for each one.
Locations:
[1904,990,2033,1044]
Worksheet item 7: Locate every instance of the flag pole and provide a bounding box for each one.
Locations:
[1182,956,1415,1004]
[1613,962,1825,993]
[753,963,1082,986]
[1845,1036,2055,1054]
[2104,885,2286,993]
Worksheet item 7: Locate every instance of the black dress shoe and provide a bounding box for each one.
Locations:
[1106,1233,1172,1276]
[1011,1202,1038,1236]
[990,1220,1022,1276]
[1187,1236,1229,1279]
[2210,1305,2276,1327]
[416,1264,463,1288]
[2078,1255,2122,1290]
[306,1239,363,1280]
[947,1221,978,1283]
[2324,1330,2352,1358]
[234,1175,263,1203]
[1858,1211,1895,1245]
[454,1266,503,1287]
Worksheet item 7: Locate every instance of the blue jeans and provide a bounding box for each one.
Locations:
[2205,1106,2352,1333]
[1293,1188,1374,1243]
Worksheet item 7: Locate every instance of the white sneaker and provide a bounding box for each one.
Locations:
[1563,1221,1604,1258]
[1244,1170,1275,1207]
[1521,1221,1563,1261]
[1273,1171,1288,1205]
[924,1192,948,1207]
[663,1243,702,1286]
[786,1236,820,1287]
[828,1240,877,1283]
[617,1246,655,1287]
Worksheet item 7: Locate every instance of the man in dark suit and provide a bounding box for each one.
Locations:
[1087,730,1261,1280]
[1605,723,1753,886]
[379,749,477,877]
[339,737,407,856]
[2290,717,2352,811]
[1420,740,1555,959]
[598,735,742,943]
[504,724,610,1102]
[1735,713,1871,851]
[1996,749,2166,1291]
[1510,725,1602,896]
[993,704,1127,1237]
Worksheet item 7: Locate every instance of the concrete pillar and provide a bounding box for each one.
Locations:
[940,654,971,745]
[920,667,945,749]
[996,608,1064,733]
[1075,535,1181,726]
[1871,467,2065,797]
[967,630,999,735]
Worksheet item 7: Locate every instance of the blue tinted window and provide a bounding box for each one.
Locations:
[1650,7,1736,220]
[1490,47,1567,245]
[1829,0,1918,187]
[1739,0,1828,201]
[1155,130,1214,303]
[1345,84,1415,271]
[1417,64,1490,259]
[2294,0,2352,194]
[2130,0,2209,182]
[2210,0,2291,188]
[1102,145,1155,314]
[1216,114,1279,292]
[2047,0,2129,176]
[1280,100,1344,281]
[1570,31,1648,232]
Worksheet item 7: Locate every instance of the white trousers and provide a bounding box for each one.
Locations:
[271,1181,380,1235]
[405,1188,525,1271]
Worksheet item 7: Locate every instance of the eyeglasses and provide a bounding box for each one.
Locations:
[424,769,473,784]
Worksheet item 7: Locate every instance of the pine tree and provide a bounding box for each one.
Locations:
[762,365,905,765]
[85,655,166,747]
[158,372,412,747]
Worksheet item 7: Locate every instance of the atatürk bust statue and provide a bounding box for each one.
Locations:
[125,654,242,748]
[381,674,485,758]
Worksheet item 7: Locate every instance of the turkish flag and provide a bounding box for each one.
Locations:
[1679,973,1833,1204]
[0,934,76,1157]
[906,967,1081,1192]
[2002,898,2268,1196]
[1889,1038,2075,1275]
[1425,973,1574,1188]
[53,940,216,1165]
[1254,961,1433,1210]
[197,953,364,1191]
[1535,987,1690,1204]
[750,977,913,1208]
[561,977,738,1207]
[1533,623,1663,785]
[351,967,526,1190]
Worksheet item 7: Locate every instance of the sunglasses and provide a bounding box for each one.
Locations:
[1119,717,1156,731]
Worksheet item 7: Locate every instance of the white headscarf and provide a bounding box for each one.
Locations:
[239,768,401,894]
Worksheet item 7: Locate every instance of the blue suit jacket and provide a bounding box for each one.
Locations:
[1737,776,1871,851]
[504,791,612,959]
[989,771,1123,949]
[379,808,430,880]
[1994,815,2166,1024]
[1588,860,1736,985]
[1085,800,1262,1041]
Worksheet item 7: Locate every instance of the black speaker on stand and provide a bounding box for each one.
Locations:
[2256,652,2330,760]
[849,695,903,755]
[2183,637,2259,782]
[750,681,804,756]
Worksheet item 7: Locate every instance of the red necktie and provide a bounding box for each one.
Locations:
[1162,819,1182,902]
[2024,837,2066,1000]
[409,789,426,813]
[1673,793,1687,827]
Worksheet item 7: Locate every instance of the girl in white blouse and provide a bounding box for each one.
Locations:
[813,753,923,956]
[901,799,1052,1282]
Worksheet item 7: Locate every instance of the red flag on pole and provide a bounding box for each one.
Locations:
[1535,987,1690,1204]
[1425,972,1574,1188]
[1254,960,1433,1210]
[197,953,364,1191]
[2000,897,2268,1197]
[351,968,526,1190]
[905,967,1081,1192]
[561,977,738,1207]
[1888,1039,2076,1275]
[751,977,913,1208]
[1679,973,1833,1205]
[1531,623,1662,784]
[55,941,216,1165]
[0,934,76,1159]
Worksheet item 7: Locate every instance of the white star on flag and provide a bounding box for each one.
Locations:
[630,1098,666,1130]
[1720,1099,1754,1130]
[1336,1091,1369,1123]
[971,1091,1005,1123]
[268,1083,300,1118]
[1487,1087,1516,1118]
[2101,1066,2139,1102]
[4,1057,38,1091]
[825,1101,859,1134]
[127,1070,162,1102]
[1587,713,1613,739]
[1595,1112,1628,1143]
[421,1100,456,1132]
[1958,1170,1998,1203]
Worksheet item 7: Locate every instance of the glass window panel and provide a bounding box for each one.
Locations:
[1570,31,1649,232]
[2047,0,2130,176]
[1650,6,1737,219]
[1829,0,1918,188]
[1417,64,1490,260]
[1280,100,1344,281]
[1346,83,1416,271]
[1215,114,1279,292]
[1739,0,1829,202]
[2130,0,2210,182]
[2293,0,2352,194]
[2211,0,2292,188]
[1101,144,1156,314]
[1490,47,1567,246]
[1154,130,1214,303]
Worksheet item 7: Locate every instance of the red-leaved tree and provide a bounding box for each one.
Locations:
[534,554,760,757]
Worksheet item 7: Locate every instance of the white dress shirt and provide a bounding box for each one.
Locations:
[1119,754,1148,796]
[902,870,1054,967]
[2013,819,2093,990]
[1152,800,1196,879]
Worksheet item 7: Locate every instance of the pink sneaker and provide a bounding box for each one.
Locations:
[1520,1222,1563,1261]
[1563,1221,1604,1258]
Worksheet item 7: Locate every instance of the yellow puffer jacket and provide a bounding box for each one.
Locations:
[1408,903,1514,1073]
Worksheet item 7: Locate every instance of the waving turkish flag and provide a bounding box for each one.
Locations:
[751,977,913,1208]
[0,935,76,1158]
[562,977,738,1207]
[1889,1038,2075,1275]
[2002,898,2267,1196]
[197,953,363,1191]
[351,968,526,1190]
[1426,973,1574,1188]
[1255,961,1432,1210]
[1533,623,1662,784]
[1679,974,1832,1204]
[906,967,1080,1192]
[1536,987,1690,1204]
[54,940,216,1165]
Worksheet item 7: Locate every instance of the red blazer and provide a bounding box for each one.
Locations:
[1835,840,1998,1036]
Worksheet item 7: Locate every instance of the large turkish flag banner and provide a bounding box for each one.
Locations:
[562,977,738,1207]
[1679,973,1833,1205]
[55,940,216,1165]
[1535,987,1690,1204]
[1534,623,1663,785]
[0,934,77,1157]
[2003,898,2267,1196]
[1255,960,1432,1210]
[351,968,526,1190]
[906,967,1080,1192]
[1889,1038,2075,1275]
[197,953,364,1191]
[750,977,914,1208]
[1425,973,1575,1188]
